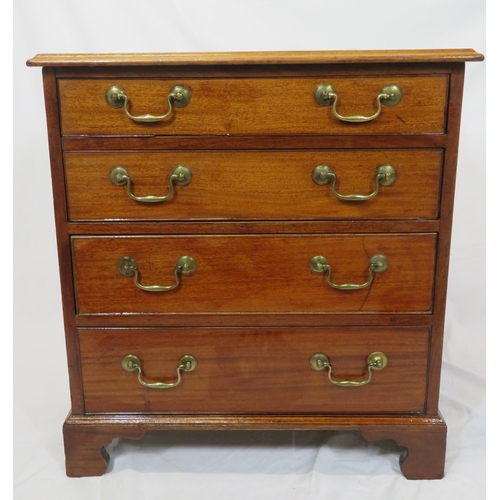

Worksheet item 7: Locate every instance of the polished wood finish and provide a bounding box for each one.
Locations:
[74,312,433,328]
[65,150,442,221]
[426,63,466,415]
[54,62,456,80]
[27,49,484,66]
[63,412,446,479]
[72,234,436,315]
[29,50,483,478]
[67,220,441,235]
[41,68,85,414]
[61,134,449,151]
[63,415,144,477]
[361,420,447,479]
[79,326,429,414]
[58,76,448,135]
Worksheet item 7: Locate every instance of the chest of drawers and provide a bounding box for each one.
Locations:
[27,49,483,479]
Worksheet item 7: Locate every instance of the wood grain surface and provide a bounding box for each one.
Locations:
[42,68,85,413]
[62,412,447,478]
[58,76,448,135]
[27,49,484,66]
[29,50,482,479]
[78,326,429,414]
[426,63,466,414]
[66,220,440,236]
[71,234,436,315]
[64,149,442,221]
[61,134,449,151]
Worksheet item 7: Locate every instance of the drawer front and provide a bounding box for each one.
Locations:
[72,234,436,315]
[59,76,448,136]
[65,150,442,221]
[79,327,429,414]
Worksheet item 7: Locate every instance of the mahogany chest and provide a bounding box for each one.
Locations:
[27,49,484,478]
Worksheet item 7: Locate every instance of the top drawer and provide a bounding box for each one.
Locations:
[58,76,449,136]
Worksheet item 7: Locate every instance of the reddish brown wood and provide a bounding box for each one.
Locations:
[67,220,441,235]
[58,76,448,136]
[53,62,455,80]
[27,49,484,66]
[61,134,449,151]
[71,234,437,315]
[74,312,433,328]
[78,326,429,414]
[41,68,84,414]
[361,419,447,479]
[63,415,145,477]
[65,149,442,221]
[67,413,445,428]
[30,50,483,479]
[63,412,446,478]
[426,63,466,414]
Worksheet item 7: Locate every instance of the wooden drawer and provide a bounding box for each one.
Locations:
[72,234,436,315]
[79,326,429,414]
[65,149,442,221]
[58,76,448,136]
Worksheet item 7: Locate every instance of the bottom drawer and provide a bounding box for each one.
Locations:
[79,327,429,414]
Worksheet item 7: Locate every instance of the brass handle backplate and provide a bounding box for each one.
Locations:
[310,352,388,387]
[121,354,197,389]
[105,84,191,122]
[309,254,389,290]
[314,83,402,123]
[117,255,196,292]
[109,165,192,203]
[312,164,397,201]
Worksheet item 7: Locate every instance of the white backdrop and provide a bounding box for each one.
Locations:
[14,1,486,499]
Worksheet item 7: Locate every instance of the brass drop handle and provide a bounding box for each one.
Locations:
[121,354,197,389]
[312,164,397,201]
[105,84,191,122]
[117,255,196,292]
[109,165,192,203]
[314,83,402,123]
[309,254,389,290]
[310,352,388,387]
